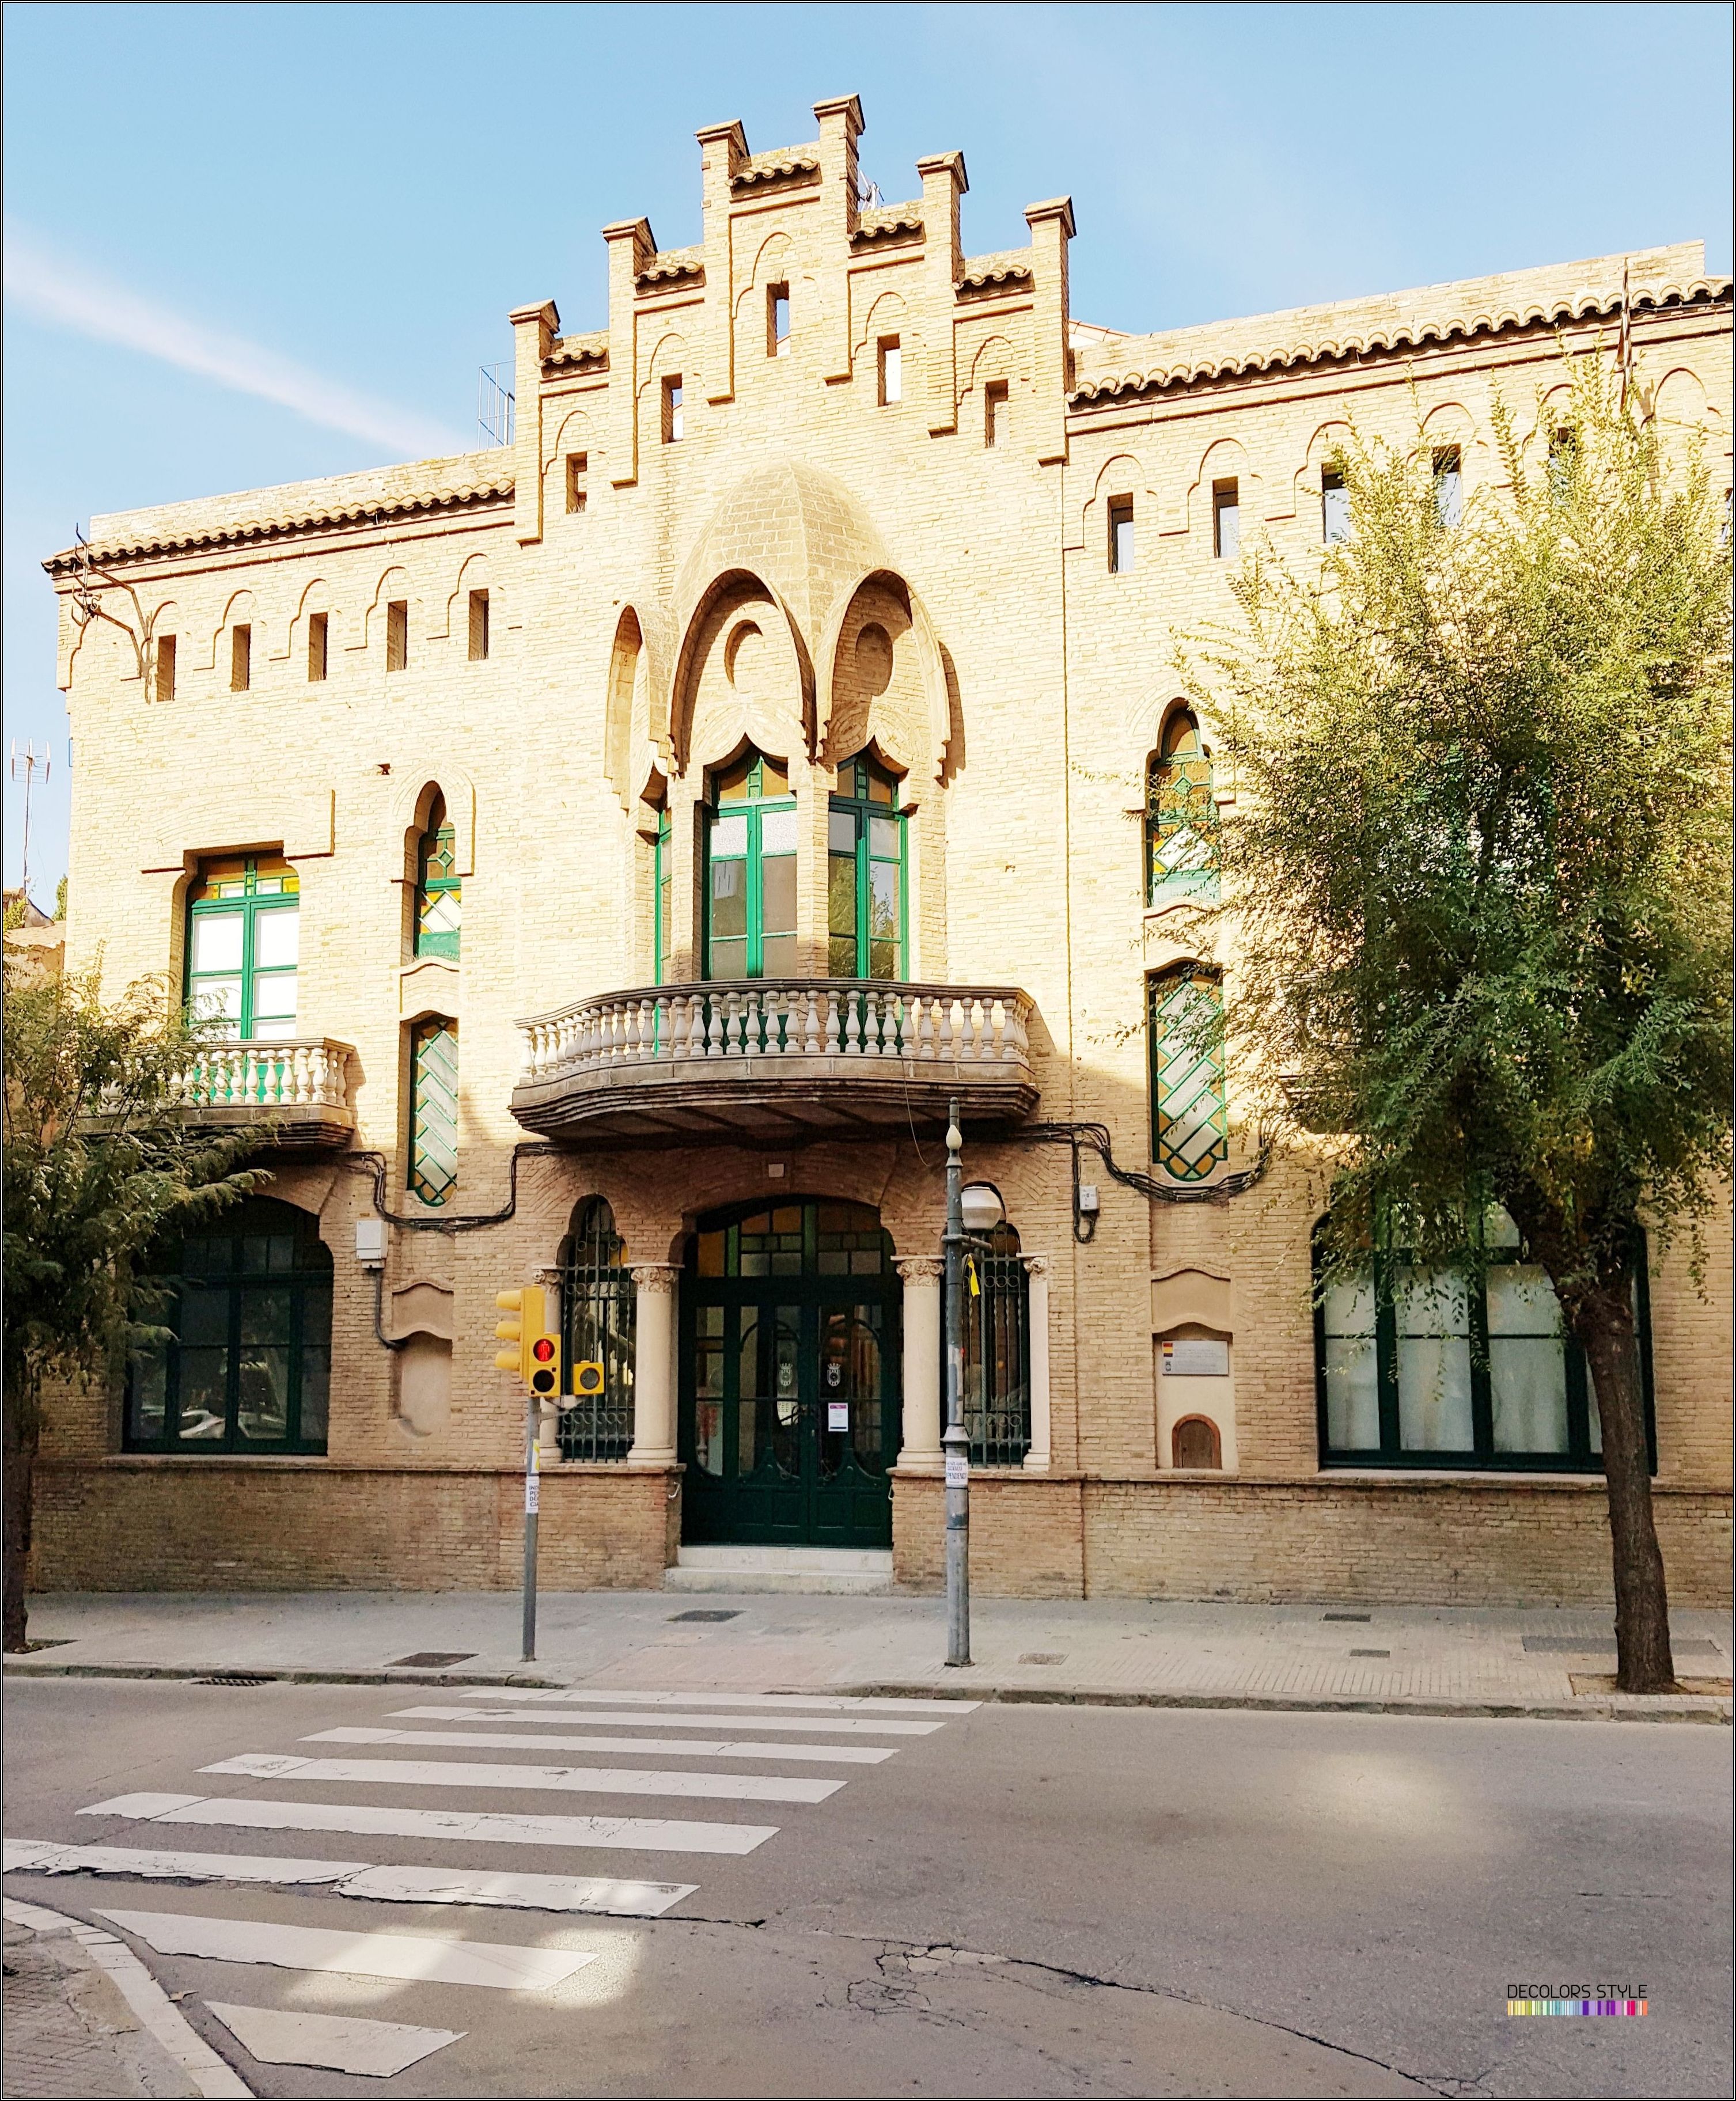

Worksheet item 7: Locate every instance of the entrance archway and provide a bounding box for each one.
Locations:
[680,1199,899,1548]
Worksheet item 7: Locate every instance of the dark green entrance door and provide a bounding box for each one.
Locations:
[680,1200,898,1549]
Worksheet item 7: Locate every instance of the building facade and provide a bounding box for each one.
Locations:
[37,98,1733,1603]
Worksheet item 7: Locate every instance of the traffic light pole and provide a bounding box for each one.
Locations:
[522,1393,540,1662]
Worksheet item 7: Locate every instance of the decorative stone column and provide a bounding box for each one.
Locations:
[893,1256,945,1470]
[628,1264,679,1466]
[1021,1254,1052,1473]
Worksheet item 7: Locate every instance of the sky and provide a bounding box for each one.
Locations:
[4,1,1730,900]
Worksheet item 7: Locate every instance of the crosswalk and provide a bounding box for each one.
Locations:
[5,1682,977,2079]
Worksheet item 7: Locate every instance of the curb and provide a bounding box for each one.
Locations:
[6,1656,1727,1720]
[3,1895,251,2097]
[840,1682,1735,1724]
[2,1660,559,1690]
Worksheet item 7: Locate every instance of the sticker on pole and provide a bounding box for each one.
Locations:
[524,1472,540,1515]
[945,1453,969,1488]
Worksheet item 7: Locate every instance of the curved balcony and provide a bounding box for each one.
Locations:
[511,981,1039,1147]
[170,1037,356,1150]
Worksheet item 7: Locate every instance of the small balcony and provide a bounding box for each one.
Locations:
[171,1037,356,1150]
[511,981,1039,1147]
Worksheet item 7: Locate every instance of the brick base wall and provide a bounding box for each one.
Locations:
[892,1472,1733,1607]
[30,1460,679,1593]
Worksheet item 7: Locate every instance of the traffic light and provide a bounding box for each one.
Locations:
[495,1287,560,1396]
[573,1359,604,1400]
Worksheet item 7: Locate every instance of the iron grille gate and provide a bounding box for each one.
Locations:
[963,1234,1031,1466]
[559,1202,635,1461]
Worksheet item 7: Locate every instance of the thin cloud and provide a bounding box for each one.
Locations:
[4,223,466,459]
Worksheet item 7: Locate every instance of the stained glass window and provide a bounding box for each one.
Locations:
[186,853,301,1042]
[409,1017,458,1205]
[828,754,906,980]
[1149,966,1229,1182]
[415,794,460,960]
[1146,711,1218,907]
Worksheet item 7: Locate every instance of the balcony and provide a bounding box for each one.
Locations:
[171,1037,356,1150]
[510,981,1039,1147]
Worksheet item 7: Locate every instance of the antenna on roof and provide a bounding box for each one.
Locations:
[478,364,516,449]
[10,741,51,908]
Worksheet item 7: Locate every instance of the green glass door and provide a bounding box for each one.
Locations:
[681,1200,898,1549]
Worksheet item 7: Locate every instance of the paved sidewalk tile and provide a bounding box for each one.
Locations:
[3,1914,195,2098]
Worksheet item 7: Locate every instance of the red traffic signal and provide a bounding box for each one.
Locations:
[531,1338,556,1364]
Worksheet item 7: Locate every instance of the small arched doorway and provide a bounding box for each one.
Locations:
[680,1199,899,1549]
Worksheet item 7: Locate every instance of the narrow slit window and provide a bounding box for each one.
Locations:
[468,589,490,662]
[1432,446,1462,528]
[414,794,460,960]
[566,452,588,513]
[878,337,901,405]
[408,1017,459,1206]
[1321,467,1350,544]
[307,612,328,683]
[154,634,177,703]
[230,624,252,693]
[1149,966,1229,1182]
[386,600,408,672]
[768,283,790,357]
[663,376,684,443]
[1108,497,1135,574]
[984,380,1008,448]
[1212,480,1240,560]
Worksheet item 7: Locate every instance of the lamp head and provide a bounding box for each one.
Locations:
[960,1182,1005,1235]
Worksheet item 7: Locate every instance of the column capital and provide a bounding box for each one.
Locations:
[893,1255,945,1283]
[630,1262,680,1295]
[1019,1252,1053,1279]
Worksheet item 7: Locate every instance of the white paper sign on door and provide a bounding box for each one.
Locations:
[827,1401,849,1433]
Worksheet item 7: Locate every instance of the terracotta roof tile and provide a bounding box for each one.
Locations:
[731,146,819,191]
[959,249,1034,294]
[851,203,923,248]
[637,246,703,288]
[545,331,608,372]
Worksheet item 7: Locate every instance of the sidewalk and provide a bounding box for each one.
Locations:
[8,1589,1731,1720]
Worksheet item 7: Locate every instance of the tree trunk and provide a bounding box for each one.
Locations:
[1572,1278,1677,1694]
[2,1389,37,1652]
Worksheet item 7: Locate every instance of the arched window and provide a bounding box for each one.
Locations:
[415,793,461,959]
[1314,1208,1656,1471]
[653,799,672,986]
[1146,710,1218,906]
[1149,966,1229,1182]
[408,1017,458,1205]
[705,748,797,980]
[559,1198,635,1461]
[126,1196,332,1453]
[828,754,907,980]
[962,1220,1030,1466]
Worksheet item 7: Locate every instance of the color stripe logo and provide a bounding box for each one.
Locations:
[1507,1999,1647,2016]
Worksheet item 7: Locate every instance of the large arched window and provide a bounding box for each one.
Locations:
[559,1198,635,1461]
[962,1221,1030,1466]
[1146,710,1218,907]
[1149,966,1229,1182]
[828,754,907,980]
[1315,1209,1655,1471]
[414,793,460,960]
[126,1196,332,1453]
[704,748,797,980]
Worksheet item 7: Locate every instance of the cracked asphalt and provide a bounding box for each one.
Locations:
[5,1676,1729,2096]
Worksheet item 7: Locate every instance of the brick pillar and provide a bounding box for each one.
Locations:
[916,151,966,437]
[603,218,655,489]
[1024,195,1075,467]
[507,301,558,545]
[695,119,747,405]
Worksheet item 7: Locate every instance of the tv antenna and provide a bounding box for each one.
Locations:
[478,364,516,447]
[10,741,51,907]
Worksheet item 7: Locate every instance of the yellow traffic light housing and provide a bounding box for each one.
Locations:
[496,1287,559,1395]
[573,1359,604,1398]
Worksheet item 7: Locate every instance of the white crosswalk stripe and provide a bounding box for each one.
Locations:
[6,1681,976,2069]
[311,1724,896,1764]
[202,1750,845,1804]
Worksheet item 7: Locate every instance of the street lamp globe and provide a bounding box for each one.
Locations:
[960,1182,1005,1235]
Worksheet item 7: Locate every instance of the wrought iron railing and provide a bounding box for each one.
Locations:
[964,1245,1031,1466]
[558,1258,635,1462]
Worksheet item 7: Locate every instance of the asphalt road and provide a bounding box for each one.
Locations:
[3,1676,1729,2098]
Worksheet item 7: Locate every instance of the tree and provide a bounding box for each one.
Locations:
[3,956,270,1649]
[1187,355,1732,1693]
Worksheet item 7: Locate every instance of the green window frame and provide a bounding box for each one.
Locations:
[185,852,301,1042]
[1149,966,1229,1182]
[653,805,672,985]
[414,795,461,959]
[408,1016,459,1205]
[1146,710,1218,906]
[828,754,908,979]
[1315,1214,1656,1472]
[704,749,797,980]
[125,1196,332,1454]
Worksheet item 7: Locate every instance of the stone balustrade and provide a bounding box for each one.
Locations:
[511,981,1039,1146]
[171,1036,357,1148]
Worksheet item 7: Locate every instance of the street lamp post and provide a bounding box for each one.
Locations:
[942,1102,971,1667]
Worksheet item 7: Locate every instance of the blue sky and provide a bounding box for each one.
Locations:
[5,1,1730,898]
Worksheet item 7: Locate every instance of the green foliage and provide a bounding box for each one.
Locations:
[2,896,25,935]
[54,875,67,922]
[2,955,272,1438]
[1186,352,1733,1303]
